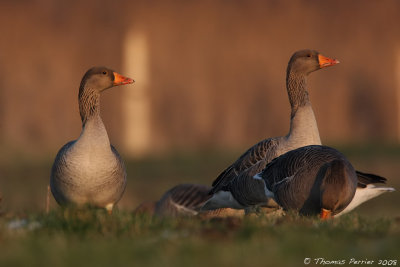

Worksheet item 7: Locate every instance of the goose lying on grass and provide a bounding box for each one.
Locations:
[134,184,246,218]
[203,145,394,219]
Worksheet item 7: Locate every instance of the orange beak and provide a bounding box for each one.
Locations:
[113,72,135,86]
[318,54,340,68]
[320,208,332,220]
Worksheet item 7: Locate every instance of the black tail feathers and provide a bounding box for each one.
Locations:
[356,170,387,188]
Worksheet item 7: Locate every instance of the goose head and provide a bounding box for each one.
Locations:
[80,66,135,92]
[78,67,135,124]
[288,50,339,75]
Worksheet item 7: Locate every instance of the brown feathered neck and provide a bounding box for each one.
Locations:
[78,84,101,126]
[286,67,310,118]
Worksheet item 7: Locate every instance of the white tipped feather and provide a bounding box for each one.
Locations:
[169,199,199,216]
[272,175,294,187]
[336,185,395,216]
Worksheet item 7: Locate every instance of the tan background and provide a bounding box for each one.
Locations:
[1,0,400,157]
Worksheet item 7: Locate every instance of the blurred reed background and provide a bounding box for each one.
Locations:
[0,0,399,214]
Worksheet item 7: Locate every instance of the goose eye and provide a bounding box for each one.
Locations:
[307,54,312,58]
[102,71,107,75]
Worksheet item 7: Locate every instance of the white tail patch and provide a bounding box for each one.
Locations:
[336,185,395,216]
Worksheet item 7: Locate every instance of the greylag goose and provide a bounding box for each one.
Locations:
[154,184,211,217]
[214,145,359,218]
[134,184,245,218]
[203,50,394,213]
[50,67,134,213]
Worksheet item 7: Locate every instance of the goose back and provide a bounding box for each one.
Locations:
[260,145,358,216]
[154,184,211,217]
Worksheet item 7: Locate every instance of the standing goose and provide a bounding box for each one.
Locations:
[50,67,134,213]
[203,50,393,213]
[219,145,359,218]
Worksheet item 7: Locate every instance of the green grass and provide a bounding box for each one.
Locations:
[0,146,399,266]
[0,210,399,267]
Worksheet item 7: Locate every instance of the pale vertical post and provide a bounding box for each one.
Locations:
[123,31,151,156]
[397,48,400,142]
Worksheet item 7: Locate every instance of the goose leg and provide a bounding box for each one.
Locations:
[105,203,114,215]
[46,185,50,214]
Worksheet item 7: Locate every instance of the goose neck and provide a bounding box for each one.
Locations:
[287,104,321,146]
[79,87,101,126]
[286,70,309,117]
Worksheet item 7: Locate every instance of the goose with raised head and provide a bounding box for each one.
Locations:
[220,145,359,218]
[204,50,338,210]
[203,50,393,213]
[50,67,134,213]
